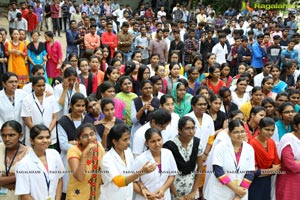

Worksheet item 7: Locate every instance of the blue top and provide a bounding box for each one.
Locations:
[275,119,292,140]
[251,41,267,69]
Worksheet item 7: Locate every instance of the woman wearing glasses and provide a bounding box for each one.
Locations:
[66,123,105,200]
[163,116,203,199]
[204,119,255,200]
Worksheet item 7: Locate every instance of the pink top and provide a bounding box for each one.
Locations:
[114,98,126,119]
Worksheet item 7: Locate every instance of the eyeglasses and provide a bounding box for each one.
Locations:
[184,126,197,132]
[70,60,78,62]
[80,132,96,139]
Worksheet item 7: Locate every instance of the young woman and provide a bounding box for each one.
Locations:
[27,31,47,80]
[0,120,30,200]
[168,52,184,76]
[96,81,126,120]
[204,52,216,73]
[96,98,124,148]
[240,87,264,121]
[204,119,255,200]
[5,29,28,87]
[134,128,177,200]
[196,85,211,100]
[44,31,63,84]
[231,77,251,109]
[274,102,295,142]
[262,97,278,121]
[155,64,167,94]
[160,94,180,140]
[164,116,203,199]
[171,81,193,117]
[280,61,296,88]
[115,76,138,128]
[0,72,27,129]
[271,65,287,93]
[100,124,156,200]
[275,92,289,108]
[133,65,151,96]
[150,75,164,99]
[57,93,86,195]
[68,53,80,74]
[89,55,105,86]
[244,106,266,143]
[187,67,201,96]
[66,123,105,200]
[184,55,206,82]
[93,47,103,64]
[15,125,65,200]
[220,62,233,87]
[288,89,300,113]
[21,76,59,147]
[276,113,300,200]
[100,44,111,72]
[207,94,228,134]
[104,66,120,88]
[185,95,215,166]
[248,117,280,200]
[219,87,239,119]
[204,64,226,95]
[82,95,101,139]
[78,58,98,96]
[261,76,276,100]
[131,80,160,134]
[53,67,87,117]
[166,62,186,94]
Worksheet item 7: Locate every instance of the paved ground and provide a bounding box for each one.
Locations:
[0,14,68,60]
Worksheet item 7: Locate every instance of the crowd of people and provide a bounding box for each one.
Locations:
[1,0,300,200]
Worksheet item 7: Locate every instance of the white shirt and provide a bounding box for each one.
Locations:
[212,42,228,64]
[185,112,215,153]
[254,72,271,87]
[22,82,54,94]
[132,122,176,156]
[134,149,178,200]
[0,89,26,129]
[100,148,135,200]
[21,93,59,146]
[53,84,86,118]
[231,91,250,109]
[204,141,255,200]
[15,149,65,200]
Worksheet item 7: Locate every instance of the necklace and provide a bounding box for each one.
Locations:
[70,113,83,122]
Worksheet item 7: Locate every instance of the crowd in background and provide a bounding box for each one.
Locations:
[1,0,300,200]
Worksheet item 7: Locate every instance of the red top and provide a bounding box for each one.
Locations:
[101,32,118,58]
[206,79,225,94]
[250,138,280,169]
[24,12,38,32]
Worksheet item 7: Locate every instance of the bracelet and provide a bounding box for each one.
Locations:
[203,152,208,156]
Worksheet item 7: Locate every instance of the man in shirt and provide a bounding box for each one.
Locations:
[184,28,199,65]
[212,33,228,65]
[24,5,38,41]
[84,23,101,51]
[66,20,79,56]
[117,22,133,63]
[251,33,267,73]
[149,29,168,63]
[101,21,118,58]
[135,26,150,64]
[15,12,28,31]
[78,16,90,56]
[8,2,20,35]
[267,35,281,66]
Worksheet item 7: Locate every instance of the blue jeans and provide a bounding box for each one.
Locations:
[123,51,132,64]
